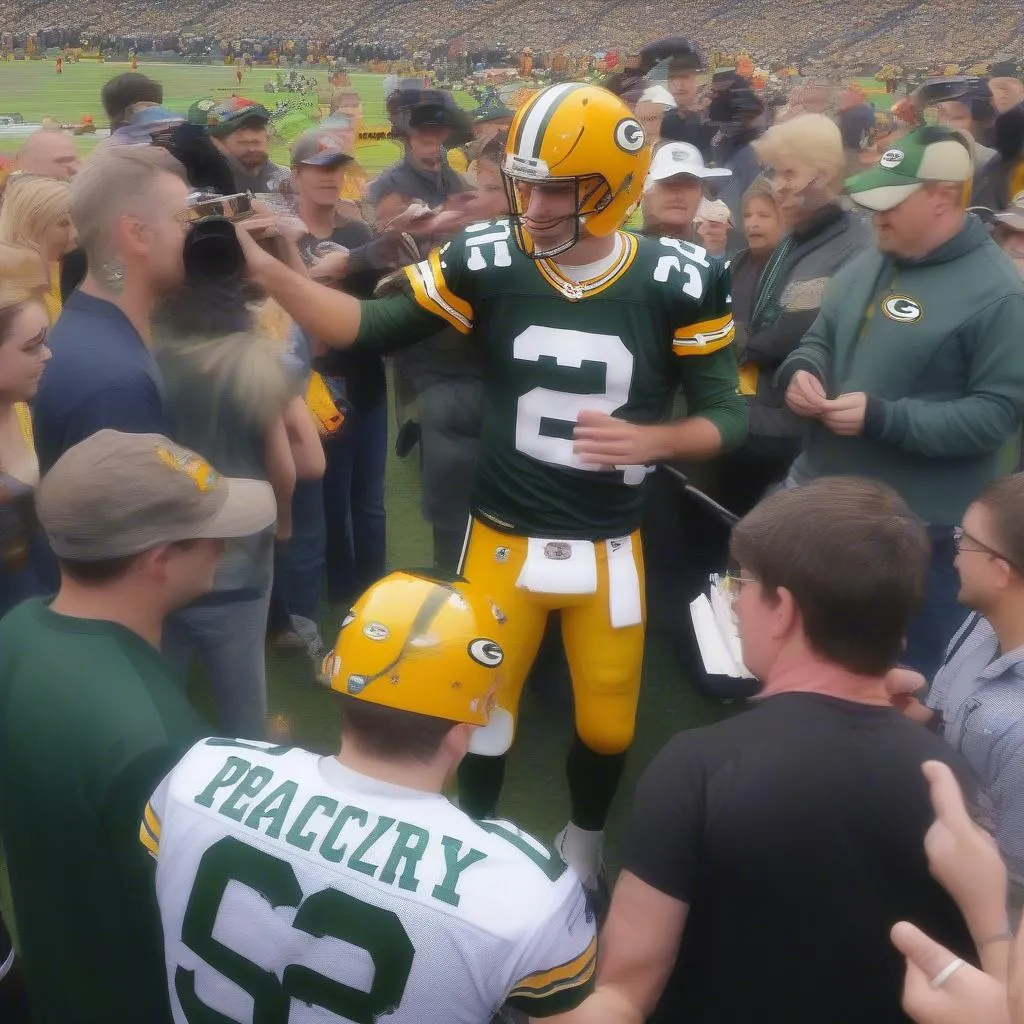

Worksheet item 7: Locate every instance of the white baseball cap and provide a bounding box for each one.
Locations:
[645,142,733,193]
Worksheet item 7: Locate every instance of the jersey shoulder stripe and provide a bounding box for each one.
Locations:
[139,800,161,858]
[673,311,736,355]
[509,934,597,999]
[404,250,474,335]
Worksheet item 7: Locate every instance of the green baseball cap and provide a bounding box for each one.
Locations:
[188,98,217,126]
[845,126,974,212]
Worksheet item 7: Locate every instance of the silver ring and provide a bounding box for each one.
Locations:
[929,958,966,989]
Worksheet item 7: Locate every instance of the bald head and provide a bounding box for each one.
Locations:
[17,130,80,180]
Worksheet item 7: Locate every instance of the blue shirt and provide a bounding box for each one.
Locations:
[33,291,169,473]
[926,612,1024,882]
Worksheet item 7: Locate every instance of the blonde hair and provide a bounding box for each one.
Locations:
[753,114,847,194]
[0,175,70,254]
[0,243,49,318]
[69,146,186,265]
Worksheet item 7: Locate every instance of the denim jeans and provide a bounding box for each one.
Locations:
[323,399,387,605]
[286,478,327,622]
[903,525,969,680]
[163,586,272,740]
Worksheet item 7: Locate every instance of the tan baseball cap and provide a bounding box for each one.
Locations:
[38,431,277,561]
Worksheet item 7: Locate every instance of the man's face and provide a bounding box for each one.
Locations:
[464,160,509,220]
[124,172,191,292]
[18,132,80,180]
[644,175,704,232]
[517,178,579,252]
[733,571,785,683]
[668,70,699,110]
[990,78,1024,115]
[872,186,941,257]
[408,125,452,173]
[293,162,346,210]
[955,503,1014,612]
[633,101,667,143]
[220,124,270,170]
[935,100,974,137]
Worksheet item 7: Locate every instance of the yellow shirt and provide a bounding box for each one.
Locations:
[43,263,62,324]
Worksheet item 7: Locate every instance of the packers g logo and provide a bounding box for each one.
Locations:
[468,638,504,667]
[614,118,646,153]
[882,295,923,323]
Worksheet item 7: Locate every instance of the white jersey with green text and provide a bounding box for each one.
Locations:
[143,738,596,1023]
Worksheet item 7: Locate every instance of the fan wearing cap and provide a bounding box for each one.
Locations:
[778,125,1024,678]
[206,98,286,193]
[633,85,677,147]
[0,430,275,1024]
[142,570,596,1024]
[366,90,471,210]
[641,141,732,241]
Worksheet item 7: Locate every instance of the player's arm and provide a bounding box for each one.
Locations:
[238,225,471,351]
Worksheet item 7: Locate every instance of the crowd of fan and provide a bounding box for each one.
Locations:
[3,0,1023,66]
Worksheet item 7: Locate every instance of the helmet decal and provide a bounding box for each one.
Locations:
[614,118,646,153]
[467,638,505,667]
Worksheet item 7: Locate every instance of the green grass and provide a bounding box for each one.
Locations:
[0,60,477,173]
[0,59,735,858]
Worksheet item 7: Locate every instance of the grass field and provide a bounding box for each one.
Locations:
[0,60,459,173]
[0,60,743,863]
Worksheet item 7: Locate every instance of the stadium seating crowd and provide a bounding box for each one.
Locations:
[2,0,1022,65]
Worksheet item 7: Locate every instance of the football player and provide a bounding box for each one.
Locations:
[142,571,596,1023]
[236,83,748,900]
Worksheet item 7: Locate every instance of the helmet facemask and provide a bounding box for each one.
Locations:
[502,162,613,260]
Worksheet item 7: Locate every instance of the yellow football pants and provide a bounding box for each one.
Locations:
[459,516,646,755]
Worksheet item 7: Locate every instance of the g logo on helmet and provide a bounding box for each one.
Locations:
[468,638,504,667]
[614,118,646,153]
[882,295,923,323]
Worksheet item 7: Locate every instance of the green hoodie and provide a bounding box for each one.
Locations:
[778,215,1024,524]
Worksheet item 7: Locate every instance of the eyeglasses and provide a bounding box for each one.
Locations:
[714,570,758,602]
[953,526,1023,575]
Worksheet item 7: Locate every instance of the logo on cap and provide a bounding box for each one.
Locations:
[614,118,646,153]
[155,446,220,492]
[468,638,504,667]
[879,149,905,169]
[882,295,923,323]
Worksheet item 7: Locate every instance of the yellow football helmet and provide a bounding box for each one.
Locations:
[503,83,652,259]
[324,570,513,755]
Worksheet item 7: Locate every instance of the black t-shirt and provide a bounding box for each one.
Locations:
[299,220,386,412]
[625,692,978,1024]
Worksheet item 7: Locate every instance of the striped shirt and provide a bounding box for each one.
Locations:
[926,613,1024,882]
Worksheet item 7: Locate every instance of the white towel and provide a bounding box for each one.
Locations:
[516,537,598,595]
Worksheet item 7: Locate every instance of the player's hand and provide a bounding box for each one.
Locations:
[310,251,350,281]
[573,411,670,466]
[890,921,1009,1024]
[920,761,1008,937]
[233,217,278,281]
[785,370,827,418]
[819,391,868,436]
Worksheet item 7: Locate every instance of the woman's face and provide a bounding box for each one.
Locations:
[0,300,50,402]
[744,196,784,257]
[769,151,828,226]
[39,211,76,263]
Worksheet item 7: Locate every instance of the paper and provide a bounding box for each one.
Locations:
[689,580,755,679]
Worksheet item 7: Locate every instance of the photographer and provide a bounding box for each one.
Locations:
[205,97,287,194]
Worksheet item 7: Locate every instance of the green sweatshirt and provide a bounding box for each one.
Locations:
[778,216,1024,524]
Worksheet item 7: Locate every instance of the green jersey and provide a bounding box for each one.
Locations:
[357,220,745,538]
[0,600,208,1024]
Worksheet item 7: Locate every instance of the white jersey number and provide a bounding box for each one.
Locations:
[176,836,413,1022]
[513,326,643,481]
